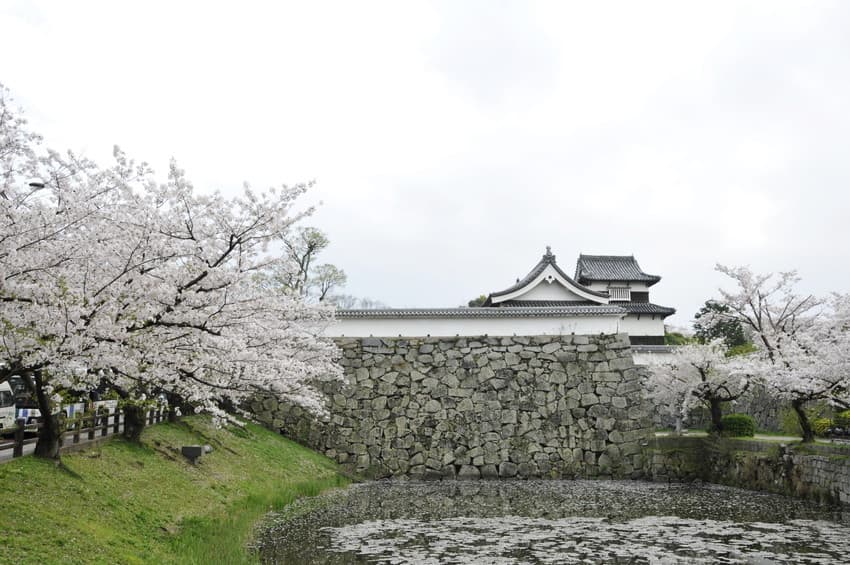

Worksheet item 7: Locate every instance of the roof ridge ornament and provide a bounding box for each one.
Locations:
[543,246,556,263]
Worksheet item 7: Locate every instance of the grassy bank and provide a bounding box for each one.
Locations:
[0,416,348,564]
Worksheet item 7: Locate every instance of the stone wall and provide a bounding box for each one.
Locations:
[645,436,850,506]
[253,334,653,479]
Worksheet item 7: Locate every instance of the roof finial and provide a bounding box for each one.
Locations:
[543,245,555,262]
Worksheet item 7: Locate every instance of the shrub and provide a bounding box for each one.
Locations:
[721,413,755,437]
[834,410,850,428]
[813,418,834,437]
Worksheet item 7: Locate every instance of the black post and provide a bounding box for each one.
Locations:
[73,418,81,444]
[113,412,120,435]
[13,417,26,458]
[87,414,96,441]
[100,411,108,437]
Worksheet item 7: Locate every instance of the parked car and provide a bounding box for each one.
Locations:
[0,381,15,435]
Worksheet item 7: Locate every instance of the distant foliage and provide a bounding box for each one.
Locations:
[327,294,389,309]
[664,331,695,346]
[726,343,757,357]
[467,295,487,307]
[720,414,755,437]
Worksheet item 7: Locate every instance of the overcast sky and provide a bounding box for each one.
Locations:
[2,1,849,328]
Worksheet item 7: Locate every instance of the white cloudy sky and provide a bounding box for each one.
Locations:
[2,0,849,328]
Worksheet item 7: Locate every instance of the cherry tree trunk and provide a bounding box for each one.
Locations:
[122,405,147,442]
[708,399,724,434]
[166,393,182,423]
[31,372,62,459]
[792,398,815,443]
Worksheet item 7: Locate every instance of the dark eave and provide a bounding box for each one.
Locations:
[619,302,676,318]
[485,247,609,305]
[575,254,662,287]
[499,299,676,318]
[336,306,627,319]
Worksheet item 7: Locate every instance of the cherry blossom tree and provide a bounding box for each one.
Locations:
[712,265,850,442]
[713,265,822,361]
[1,83,342,458]
[645,341,757,434]
[0,83,110,455]
[643,361,690,434]
[763,293,850,441]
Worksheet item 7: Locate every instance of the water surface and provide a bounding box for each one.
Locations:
[257,480,850,564]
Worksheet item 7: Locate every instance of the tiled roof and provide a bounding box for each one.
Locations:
[487,247,608,302]
[335,305,627,319]
[618,302,676,317]
[575,255,662,286]
[499,300,675,318]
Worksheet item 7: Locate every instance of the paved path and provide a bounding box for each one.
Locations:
[654,431,849,444]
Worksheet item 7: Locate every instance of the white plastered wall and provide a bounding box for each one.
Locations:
[519,283,585,301]
[491,264,608,305]
[324,315,623,338]
[618,315,665,337]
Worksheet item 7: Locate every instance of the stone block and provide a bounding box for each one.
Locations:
[499,461,519,477]
[457,465,481,480]
[423,399,441,412]
[581,393,599,407]
[501,409,518,424]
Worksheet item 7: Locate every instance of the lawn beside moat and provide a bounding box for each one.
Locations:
[0,416,348,564]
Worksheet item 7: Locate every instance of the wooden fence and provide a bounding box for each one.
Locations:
[0,406,168,460]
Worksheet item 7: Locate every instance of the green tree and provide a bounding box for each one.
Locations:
[693,300,748,348]
[467,295,487,307]
[664,331,694,345]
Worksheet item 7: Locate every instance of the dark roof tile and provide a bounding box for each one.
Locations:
[336,305,627,319]
[575,255,662,286]
[498,299,675,318]
[618,302,676,317]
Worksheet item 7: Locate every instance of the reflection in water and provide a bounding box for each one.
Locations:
[257,481,850,564]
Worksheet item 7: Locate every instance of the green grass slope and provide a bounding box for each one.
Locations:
[0,416,348,564]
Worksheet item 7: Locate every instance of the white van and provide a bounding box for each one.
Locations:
[0,381,16,434]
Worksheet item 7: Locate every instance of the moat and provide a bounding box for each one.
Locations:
[257,480,850,564]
